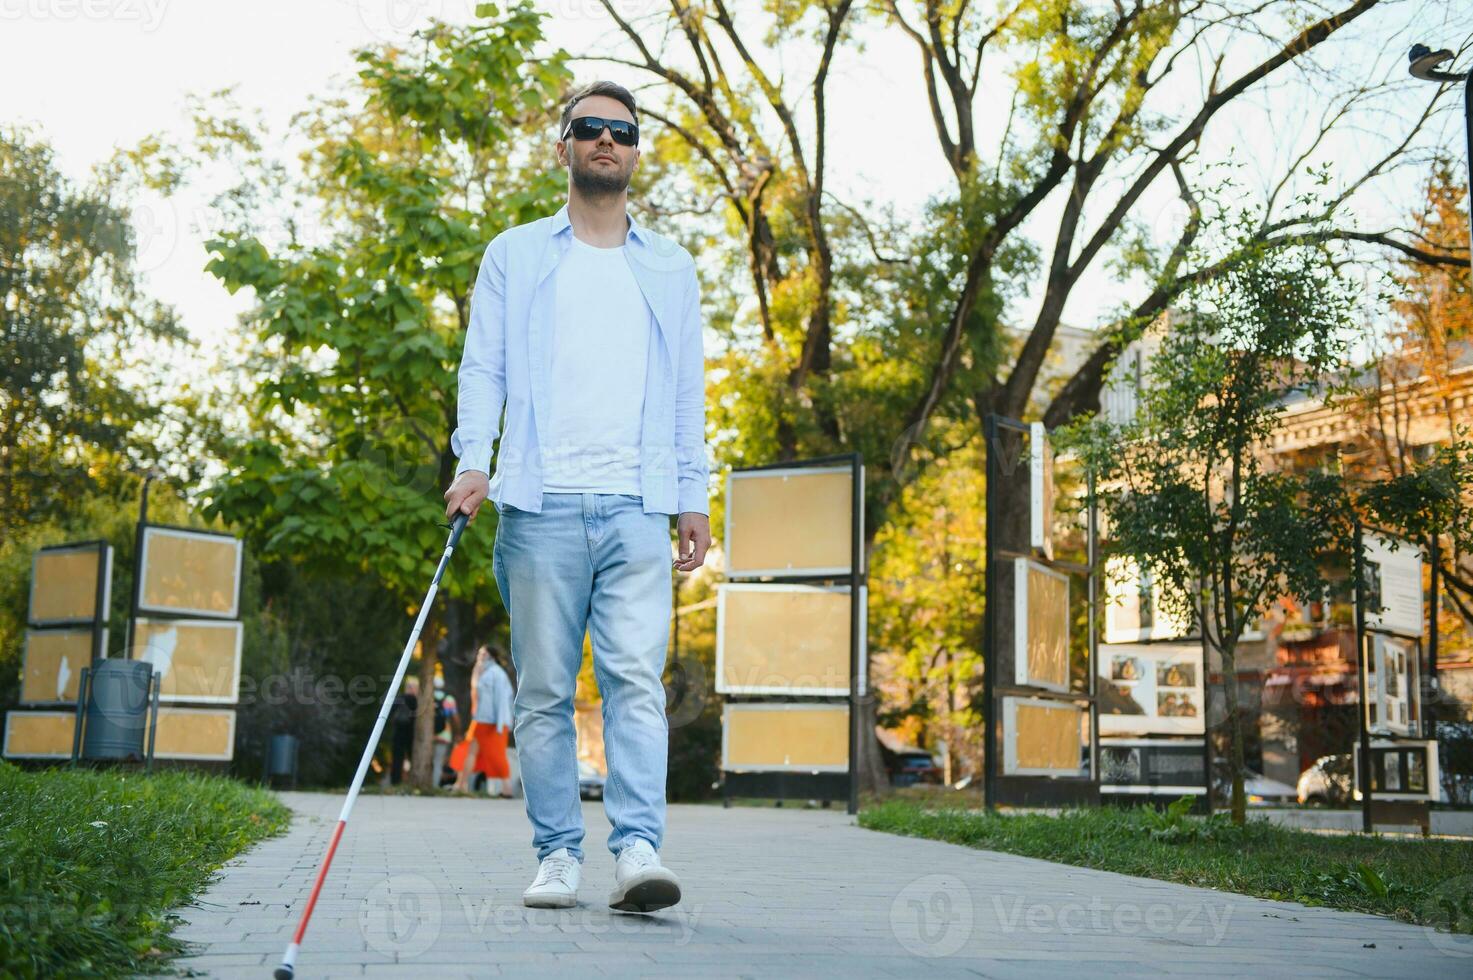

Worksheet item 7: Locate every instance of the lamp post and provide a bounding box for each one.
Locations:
[1408,44,1472,240]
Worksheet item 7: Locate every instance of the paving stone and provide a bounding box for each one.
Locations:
[156,791,1462,978]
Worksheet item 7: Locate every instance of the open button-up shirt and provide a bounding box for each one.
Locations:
[450,202,711,516]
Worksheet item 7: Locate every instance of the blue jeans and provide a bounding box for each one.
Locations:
[491,491,672,863]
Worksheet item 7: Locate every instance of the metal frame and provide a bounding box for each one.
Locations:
[1011,557,1072,694]
[722,462,859,578]
[27,540,112,628]
[983,414,1099,809]
[720,702,851,773]
[718,452,865,814]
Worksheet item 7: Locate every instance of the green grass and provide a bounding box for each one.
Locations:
[859,793,1473,933]
[0,760,291,978]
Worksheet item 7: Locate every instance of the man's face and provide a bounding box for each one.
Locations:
[558,94,639,196]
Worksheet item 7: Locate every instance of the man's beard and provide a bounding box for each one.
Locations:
[570,153,630,198]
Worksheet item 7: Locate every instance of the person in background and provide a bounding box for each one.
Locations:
[388,675,419,786]
[432,673,459,788]
[451,645,514,797]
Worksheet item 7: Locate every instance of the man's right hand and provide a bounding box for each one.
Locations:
[444,470,490,523]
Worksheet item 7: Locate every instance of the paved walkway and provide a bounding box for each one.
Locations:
[163,791,1465,978]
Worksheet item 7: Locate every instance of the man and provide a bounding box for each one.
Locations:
[442,80,712,914]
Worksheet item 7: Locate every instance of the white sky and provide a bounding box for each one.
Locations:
[2,0,1467,360]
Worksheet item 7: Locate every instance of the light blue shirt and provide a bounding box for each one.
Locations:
[450,202,710,516]
[473,661,515,728]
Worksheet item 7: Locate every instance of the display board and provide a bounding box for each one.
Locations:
[724,466,857,577]
[1001,696,1086,776]
[151,706,236,761]
[716,584,851,695]
[29,542,112,626]
[1364,632,1419,738]
[134,618,243,703]
[1099,738,1207,794]
[1029,422,1055,559]
[1102,554,1193,643]
[3,711,76,759]
[1354,739,1438,801]
[1012,559,1070,692]
[138,526,243,618]
[20,629,100,705]
[721,703,849,772]
[1362,534,1423,638]
[1097,642,1205,735]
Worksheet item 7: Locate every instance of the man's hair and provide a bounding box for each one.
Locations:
[558,80,638,140]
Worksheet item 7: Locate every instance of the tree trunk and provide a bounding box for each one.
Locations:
[1218,642,1248,824]
[410,604,439,790]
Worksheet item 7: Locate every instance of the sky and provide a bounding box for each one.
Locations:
[2,0,1468,364]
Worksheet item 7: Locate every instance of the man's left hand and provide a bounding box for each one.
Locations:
[674,512,711,572]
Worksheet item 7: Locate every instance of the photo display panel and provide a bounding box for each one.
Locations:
[3,711,76,759]
[20,629,98,704]
[716,584,851,695]
[721,703,849,772]
[724,466,855,577]
[1002,697,1086,776]
[138,527,243,618]
[29,542,111,625]
[151,706,236,761]
[135,618,244,703]
[1097,642,1205,735]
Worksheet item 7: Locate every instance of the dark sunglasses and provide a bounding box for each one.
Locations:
[561,114,639,147]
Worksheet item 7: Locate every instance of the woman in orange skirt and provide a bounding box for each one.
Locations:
[451,645,514,797]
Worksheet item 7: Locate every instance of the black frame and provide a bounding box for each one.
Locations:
[983,415,1099,809]
[717,452,865,814]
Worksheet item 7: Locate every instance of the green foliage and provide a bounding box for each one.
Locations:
[0,125,192,537]
[196,4,570,603]
[0,761,289,977]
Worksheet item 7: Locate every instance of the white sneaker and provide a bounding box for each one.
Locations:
[523,847,580,908]
[608,838,681,913]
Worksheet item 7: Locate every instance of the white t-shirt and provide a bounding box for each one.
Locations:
[540,235,652,494]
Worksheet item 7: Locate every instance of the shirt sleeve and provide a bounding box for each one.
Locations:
[449,236,509,478]
[674,261,710,516]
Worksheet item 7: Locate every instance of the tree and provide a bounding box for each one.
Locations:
[1063,231,1359,824]
[191,3,571,787]
[0,125,194,534]
[570,0,1469,789]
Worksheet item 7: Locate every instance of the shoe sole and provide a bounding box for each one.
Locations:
[523,892,577,909]
[608,871,681,913]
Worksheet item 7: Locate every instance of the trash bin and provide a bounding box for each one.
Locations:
[267,733,299,788]
[80,659,155,762]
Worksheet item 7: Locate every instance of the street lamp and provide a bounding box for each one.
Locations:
[1408,44,1472,241]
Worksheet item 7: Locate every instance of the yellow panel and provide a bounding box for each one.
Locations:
[135,619,241,700]
[4,712,76,758]
[21,630,93,703]
[31,549,101,622]
[724,705,849,770]
[727,469,852,575]
[1026,564,1069,689]
[720,587,850,693]
[153,708,235,760]
[1014,702,1081,772]
[141,529,239,617]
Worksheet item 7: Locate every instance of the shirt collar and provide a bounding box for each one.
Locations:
[550,201,649,247]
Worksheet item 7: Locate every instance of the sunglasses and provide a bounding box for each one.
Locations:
[561,114,639,147]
